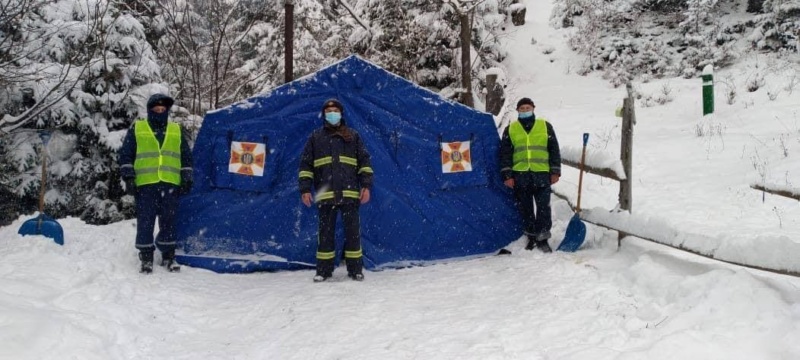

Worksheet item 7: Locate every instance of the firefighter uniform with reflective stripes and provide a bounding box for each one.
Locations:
[299,117,373,278]
[499,115,561,244]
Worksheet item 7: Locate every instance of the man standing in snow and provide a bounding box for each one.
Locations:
[299,98,373,282]
[500,97,561,253]
[118,94,193,274]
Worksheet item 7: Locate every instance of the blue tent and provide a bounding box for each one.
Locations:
[176,56,521,273]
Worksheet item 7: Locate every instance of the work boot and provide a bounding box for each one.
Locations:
[160,250,181,272]
[525,236,536,251]
[313,274,330,283]
[536,240,553,253]
[345,257,364,277]
[348,273,364,281]
[139,251,154,274]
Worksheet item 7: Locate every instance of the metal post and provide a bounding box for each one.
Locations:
[701,65,714,115]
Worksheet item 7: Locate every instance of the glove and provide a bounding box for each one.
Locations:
[123,178,136,196]
[178,180,193,196]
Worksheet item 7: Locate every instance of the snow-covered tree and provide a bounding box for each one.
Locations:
[750,0,800,52]
[0,0,162,224]
[550,0,741,83]
[678,0,736,78]
[153,0,286,114]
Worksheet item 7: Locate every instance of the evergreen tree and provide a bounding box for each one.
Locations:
[0,0,162,224]
[751,0,800,52]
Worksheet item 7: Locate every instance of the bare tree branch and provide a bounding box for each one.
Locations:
[336,0,374,35]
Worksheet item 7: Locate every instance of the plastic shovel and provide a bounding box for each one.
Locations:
[18,131,64,245]
[557,133,588,252]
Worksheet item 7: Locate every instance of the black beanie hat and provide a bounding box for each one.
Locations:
[516,97,535,109]
[147,93,175,109]
[321,98,344,114]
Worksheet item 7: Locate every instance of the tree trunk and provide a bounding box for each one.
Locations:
[485,74,504,115]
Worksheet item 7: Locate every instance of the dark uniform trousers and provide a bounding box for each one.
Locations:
[135,183,179,255]
[512,172,552,240]
[317,203,362,277]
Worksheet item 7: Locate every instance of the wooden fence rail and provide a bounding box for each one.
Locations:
[750,184,800,201]
[556,83,798,278]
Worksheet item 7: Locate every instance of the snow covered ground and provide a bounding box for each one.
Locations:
[2,0,800,359]
[2,216,799,359]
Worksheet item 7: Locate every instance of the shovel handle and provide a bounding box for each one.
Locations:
[38,144,47,214]
[576,133,589,212]
[37,131,51,215]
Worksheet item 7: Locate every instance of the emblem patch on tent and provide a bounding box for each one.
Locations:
[441,141,472,173]
[229,141,266,176]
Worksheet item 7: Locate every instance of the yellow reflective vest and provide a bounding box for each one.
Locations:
[509,119,550,172]
[133,120,182,186]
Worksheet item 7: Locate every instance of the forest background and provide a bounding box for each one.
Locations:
[0,0,797,225]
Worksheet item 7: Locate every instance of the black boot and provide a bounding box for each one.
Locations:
[525,236,536,251]
[346,258,364,281]
[536,240,553,253]
[160,250,181,272]
[139,251,154,274]
[314,259,334,282]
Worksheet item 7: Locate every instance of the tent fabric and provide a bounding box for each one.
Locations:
[176,55,522,273]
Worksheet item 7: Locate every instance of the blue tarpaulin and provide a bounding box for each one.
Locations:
[176,56,521,273]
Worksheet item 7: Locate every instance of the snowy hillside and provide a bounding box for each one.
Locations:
[2,0,800,358]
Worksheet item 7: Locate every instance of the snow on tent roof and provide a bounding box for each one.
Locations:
[176,55,522,273]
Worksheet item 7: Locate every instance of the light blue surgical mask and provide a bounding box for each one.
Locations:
[325,112,341,125]
[519,111,533,119]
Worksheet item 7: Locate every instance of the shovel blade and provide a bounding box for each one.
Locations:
[558,214,586,252]
[18,214,64,245]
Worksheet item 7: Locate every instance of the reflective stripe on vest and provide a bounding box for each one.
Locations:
[509,119,550,172]
[133,120,182,186]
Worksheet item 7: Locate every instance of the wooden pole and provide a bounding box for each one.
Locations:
[284,0,294,83]
[459,13,473,108]
[750,184,800,201]
[619,83,634,213]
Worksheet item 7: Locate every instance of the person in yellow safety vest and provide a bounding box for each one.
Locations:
[117,94,193,274]
[499,97,561,253]
[299,98,374,282]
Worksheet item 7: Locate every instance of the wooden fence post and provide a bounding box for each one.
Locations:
[485,74,504,115]
[511,4,526,26]
[619,83,634,213]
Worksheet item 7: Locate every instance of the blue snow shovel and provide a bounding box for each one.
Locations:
[557,133,588,252]
[18,131,64,245]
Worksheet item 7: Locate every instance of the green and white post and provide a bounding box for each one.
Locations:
[701,64,714,116]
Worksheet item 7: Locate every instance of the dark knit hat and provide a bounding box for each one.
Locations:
[147,93,174,109]
[321,98,344,113]
[516,97,535,109]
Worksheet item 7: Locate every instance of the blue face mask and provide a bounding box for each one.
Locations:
[519,111,533,119]
[325,112,341,125]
